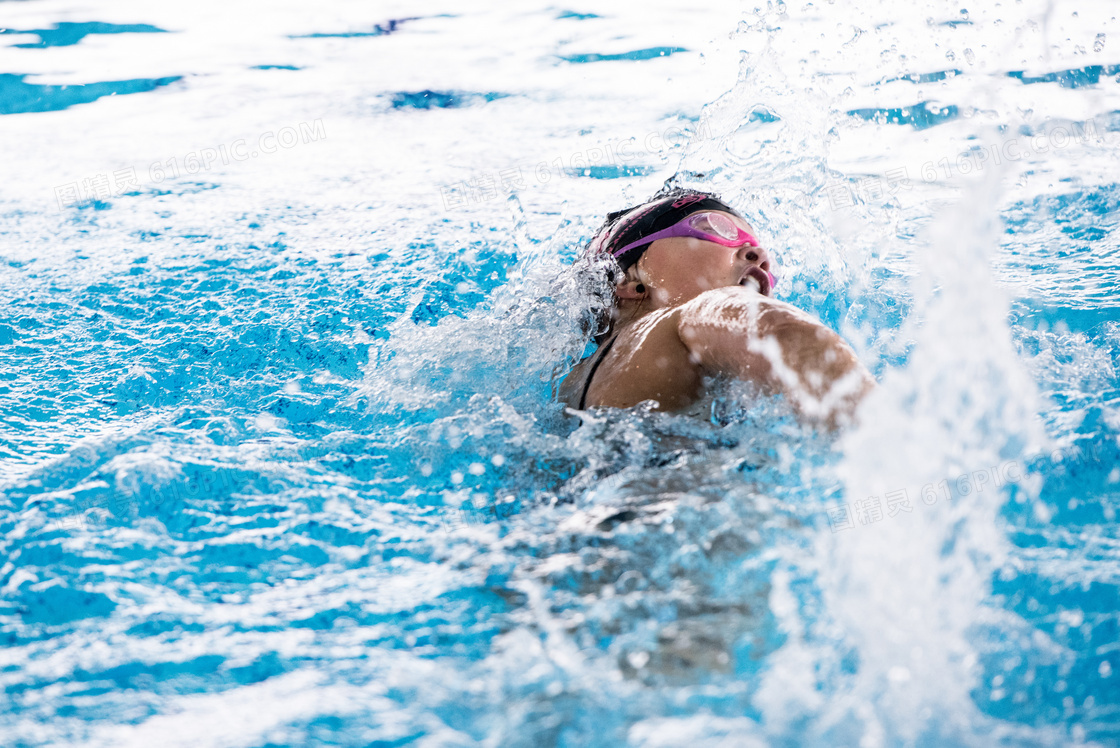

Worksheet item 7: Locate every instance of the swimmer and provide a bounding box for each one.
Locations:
[559,189,875,428]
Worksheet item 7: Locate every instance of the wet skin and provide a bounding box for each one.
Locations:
[560,211,874,427]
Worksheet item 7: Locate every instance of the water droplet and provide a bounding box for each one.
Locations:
[946,49,956,61]
[888,666,911,682]
[627,651,650,669]
[1094,33,1106,52]
[964,48,975,64]
[254,412,280,431]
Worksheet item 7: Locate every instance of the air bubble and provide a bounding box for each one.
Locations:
[1095,33,1106,52]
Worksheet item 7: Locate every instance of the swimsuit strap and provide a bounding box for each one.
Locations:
[578,333,620,410]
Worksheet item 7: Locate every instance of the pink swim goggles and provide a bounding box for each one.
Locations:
[610,211,777,288]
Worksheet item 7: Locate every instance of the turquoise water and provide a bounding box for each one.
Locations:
[1,2,1119,746]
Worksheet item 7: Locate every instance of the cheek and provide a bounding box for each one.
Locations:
[690,247,732,280]
[645,250,688,285]
[665,255,707,289]
[661,251,711,283]
[643,240,727,292]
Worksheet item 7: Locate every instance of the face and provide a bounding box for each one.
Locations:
[629,211,773,306]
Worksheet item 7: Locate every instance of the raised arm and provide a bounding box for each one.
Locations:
[677,287,874,427]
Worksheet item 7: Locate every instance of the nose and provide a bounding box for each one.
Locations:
[739,242,771,275]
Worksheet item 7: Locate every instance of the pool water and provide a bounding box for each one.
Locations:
[1,1,1119,746]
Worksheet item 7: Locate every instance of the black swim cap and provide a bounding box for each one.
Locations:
[587,189,744,272]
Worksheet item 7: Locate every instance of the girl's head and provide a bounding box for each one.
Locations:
[588,189,747,274]
[581,189,774,323]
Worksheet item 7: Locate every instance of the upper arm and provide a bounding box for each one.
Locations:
[677,287,818,381]
[677,287,873,423]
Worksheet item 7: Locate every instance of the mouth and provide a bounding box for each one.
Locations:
[738,266,771,296]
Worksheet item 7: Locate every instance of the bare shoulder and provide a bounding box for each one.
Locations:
[677,287,819,340]
[675,287,874,427]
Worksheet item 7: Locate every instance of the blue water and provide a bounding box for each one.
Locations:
[2,3,1119,746]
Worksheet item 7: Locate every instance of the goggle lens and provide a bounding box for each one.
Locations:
[690,212,738,241]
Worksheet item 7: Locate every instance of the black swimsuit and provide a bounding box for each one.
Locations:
[577,334,620,410]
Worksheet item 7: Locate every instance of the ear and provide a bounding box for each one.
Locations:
[614,278,646,300]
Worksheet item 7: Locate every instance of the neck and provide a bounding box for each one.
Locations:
[602,297,669,341]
